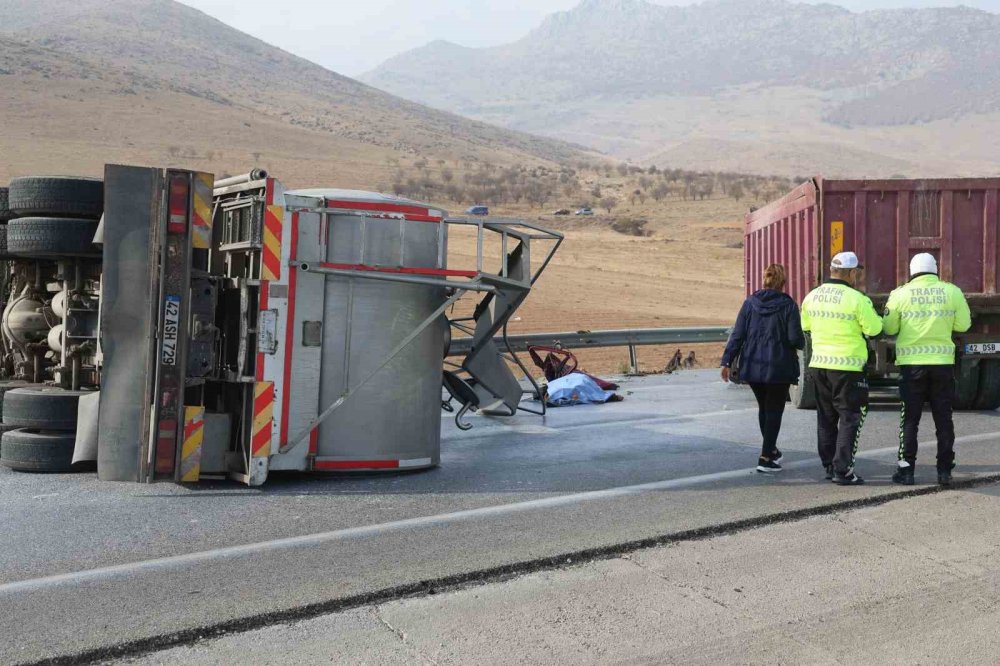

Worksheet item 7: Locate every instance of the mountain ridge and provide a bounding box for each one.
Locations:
[0,0,589,186]
[363,0,1000,176]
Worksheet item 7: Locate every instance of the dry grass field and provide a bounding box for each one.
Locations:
[444,189,751,375]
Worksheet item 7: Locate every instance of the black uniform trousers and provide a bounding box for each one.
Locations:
[898,365,956,471]
[813,369,869,475]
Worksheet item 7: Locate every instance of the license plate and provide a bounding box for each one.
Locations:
[161,295,181,365]
[965,343,1000,355]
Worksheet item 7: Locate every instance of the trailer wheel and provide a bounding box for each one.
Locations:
[973,360,1000,411]
[0,379,30,421]
[953,358,980,411]
[8,176,103,219]
[0,429,75,472]
[2,387,88,430]
[790,338,817,409]
[0,187,11,221]
[6,217,100,258]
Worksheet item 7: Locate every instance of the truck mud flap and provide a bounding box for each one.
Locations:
[96,165,161,481]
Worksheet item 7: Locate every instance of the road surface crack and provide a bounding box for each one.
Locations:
[622,554,731,609]
[370,607,439,665]
[831,514,965,579]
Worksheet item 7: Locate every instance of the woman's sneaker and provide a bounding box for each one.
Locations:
[757,457,783,473]
[771,449,784,464]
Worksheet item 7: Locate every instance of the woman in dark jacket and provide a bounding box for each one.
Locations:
[720,264,805,473]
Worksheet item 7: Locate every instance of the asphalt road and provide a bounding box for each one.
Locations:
[2,371,1000,664]
[118,484,1000,665]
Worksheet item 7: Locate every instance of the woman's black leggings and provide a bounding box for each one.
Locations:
[749,383,790,459]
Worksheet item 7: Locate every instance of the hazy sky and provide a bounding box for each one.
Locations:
[180,0,1000,76]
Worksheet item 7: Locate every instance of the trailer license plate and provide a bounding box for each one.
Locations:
[966,343,1000,355]
[162,295,181,365]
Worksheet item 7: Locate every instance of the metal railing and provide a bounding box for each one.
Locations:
[448,326,732,373]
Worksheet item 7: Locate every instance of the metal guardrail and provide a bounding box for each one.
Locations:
[449,326,732,373]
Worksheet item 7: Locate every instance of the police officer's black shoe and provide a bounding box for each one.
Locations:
[937,469,953,486]
[824,464,835,481]
[756,457,782,473]
[833,472,865,486]
[892,466,915,486]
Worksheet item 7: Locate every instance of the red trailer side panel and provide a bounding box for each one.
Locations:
[746,178,1000,303]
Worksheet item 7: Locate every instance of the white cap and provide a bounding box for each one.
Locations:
[910,253,938,276]
[831,251,861,270]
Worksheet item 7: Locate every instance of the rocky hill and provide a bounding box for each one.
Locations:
[0,0,588,186]
[364,0,1000,176]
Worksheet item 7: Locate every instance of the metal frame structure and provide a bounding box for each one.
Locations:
[280,214,564,449]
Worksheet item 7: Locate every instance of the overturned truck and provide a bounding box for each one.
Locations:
[0,165,561,484]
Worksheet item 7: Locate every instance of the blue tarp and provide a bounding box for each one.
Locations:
[545,373,616,407]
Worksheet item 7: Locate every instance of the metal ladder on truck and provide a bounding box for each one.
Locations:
[441,218,563,429]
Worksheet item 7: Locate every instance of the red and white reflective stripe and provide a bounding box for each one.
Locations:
[324,199,443,223]
[313,457,433,471]
[318,262,476,279]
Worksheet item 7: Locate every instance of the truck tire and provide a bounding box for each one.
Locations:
[790,338,817,409]
[2,387,88,430]
[6,217,99,257]
[0,379,30,420]
[0,429,75,472]
[8,176,103,219]
[0,187,10,221]
[973,359,1000,411]
[953,359,980,411]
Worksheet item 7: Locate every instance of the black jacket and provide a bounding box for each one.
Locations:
[721,289,805,385]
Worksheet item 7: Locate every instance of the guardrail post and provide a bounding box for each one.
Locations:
[628,344,639,375]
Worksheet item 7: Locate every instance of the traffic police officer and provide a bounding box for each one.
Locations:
[883,253,971,486]
[801,251,883,485]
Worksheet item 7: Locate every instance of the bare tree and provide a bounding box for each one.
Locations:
[441,167,454,183]
[652,184,670,201]
[730,181,745,202]
[600,197,618,214]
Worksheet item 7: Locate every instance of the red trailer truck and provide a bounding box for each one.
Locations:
[745,177,1000,410]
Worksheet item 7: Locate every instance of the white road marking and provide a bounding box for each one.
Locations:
[1,431,997,597]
